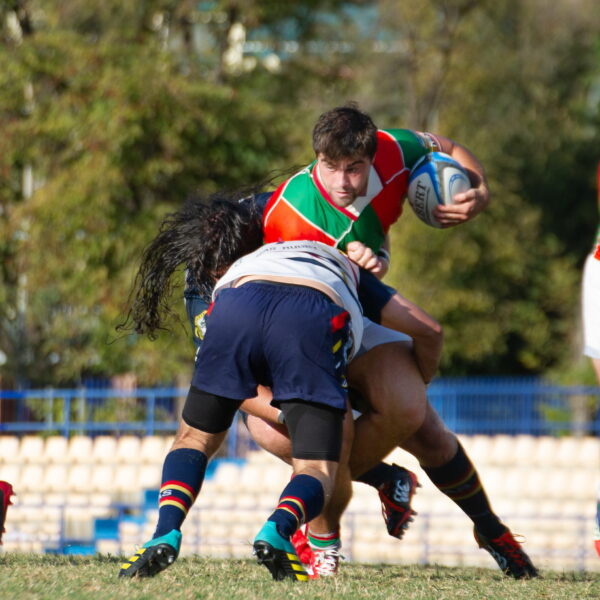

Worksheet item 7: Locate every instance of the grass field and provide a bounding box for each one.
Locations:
[2,554,600,600]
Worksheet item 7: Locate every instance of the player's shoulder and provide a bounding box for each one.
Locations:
[378,128,439,170]
[271,164,320,206]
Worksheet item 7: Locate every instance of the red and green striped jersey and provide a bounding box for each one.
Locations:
[263,129,441,252]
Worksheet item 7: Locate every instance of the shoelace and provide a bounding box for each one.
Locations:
[312,547,342,576]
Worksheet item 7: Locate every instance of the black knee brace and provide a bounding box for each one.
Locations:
[280,400,344,461]
[182,385,243,434]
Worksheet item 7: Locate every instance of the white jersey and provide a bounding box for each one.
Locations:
[583,251,600,359]
[214,241,363,357]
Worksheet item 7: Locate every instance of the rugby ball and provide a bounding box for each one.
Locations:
[407,152,471,228]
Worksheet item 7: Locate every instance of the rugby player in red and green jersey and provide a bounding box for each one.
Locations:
[258,106,538,579]
[263,104,490,384]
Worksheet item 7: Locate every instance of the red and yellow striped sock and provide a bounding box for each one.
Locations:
[153,448,206,538]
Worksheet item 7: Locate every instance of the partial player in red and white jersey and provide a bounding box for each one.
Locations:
[585,162,600,557]
[583,161,600,385]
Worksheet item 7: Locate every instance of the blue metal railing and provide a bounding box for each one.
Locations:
[1,379,599,442]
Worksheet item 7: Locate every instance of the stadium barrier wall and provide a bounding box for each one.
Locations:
[1,378,600,446]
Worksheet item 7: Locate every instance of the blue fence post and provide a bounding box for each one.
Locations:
[146,392,156,436]
[63,392,71,438]
[45,388,54,431]
[77,387,86,437]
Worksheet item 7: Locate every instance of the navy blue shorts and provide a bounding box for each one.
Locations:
[191,282,351,411]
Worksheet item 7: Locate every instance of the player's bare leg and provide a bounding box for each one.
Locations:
[246,342,427,563]
[119,423,227,578]
[301,403,354,577]
[346,342,426,476]
[401,403,538,578]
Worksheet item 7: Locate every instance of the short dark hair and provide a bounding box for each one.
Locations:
[312,103,378,161]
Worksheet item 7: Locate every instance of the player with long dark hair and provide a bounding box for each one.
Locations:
[119,193,365,581]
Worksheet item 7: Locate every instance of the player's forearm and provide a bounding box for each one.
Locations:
[380,294,443,383]
[437,136,490,208]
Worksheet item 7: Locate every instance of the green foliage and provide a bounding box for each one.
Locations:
[0,0,598,386]
[0,0,357,386]
[371,0,600,376]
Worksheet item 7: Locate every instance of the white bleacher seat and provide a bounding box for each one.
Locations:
[18,464,44,492]
[0,436,20,463]
[477,465,504,496]
[67,436,94,464]
[89,492,112,507]
[116,436,141,463]
[534,498,563,517]
[44,436,69,463]
[568,467,596,501]
[42,464,69,493]
[555,436,584,468]
[66,493,90,507]
[44,492,67,506]
[512,435,539,463]
[139,436,169,464]
[92,436,118,464]
[531,436,560,466]
[96,539,121,555]
[579,437,600,468]
[113,464,139,493]
[67,464,92,493]
[211,462,242,490]
[16,492,42,506]
[90,465,115,492]
[137,464,161,490]
[119,520,143,538]
[0,464,20,491]
[521,467,548,499]
[65,507,95,539]
[18,436,45,463]
[234,493,259,510]
[512,498,538,517]
[501,466,527,495]
[488,434,518,465]
[460,434,493,462]
[238,464,271,491]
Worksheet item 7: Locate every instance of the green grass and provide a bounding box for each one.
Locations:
[1,554,599,600]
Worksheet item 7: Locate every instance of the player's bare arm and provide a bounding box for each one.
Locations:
[380,294,443,384]
[432,135,490,228]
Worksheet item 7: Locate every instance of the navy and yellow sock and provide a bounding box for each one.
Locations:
[268,474,325,540]
[423,442,504,539]
[153,448,207,538]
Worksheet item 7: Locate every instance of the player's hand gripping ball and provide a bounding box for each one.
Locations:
[407,152,471,228]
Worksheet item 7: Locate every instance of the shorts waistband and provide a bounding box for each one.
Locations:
[242,280,333,303]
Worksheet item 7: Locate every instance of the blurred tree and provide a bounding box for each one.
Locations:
[0,0,364,387]
[0,0,598,387]
[364,0,599,375]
